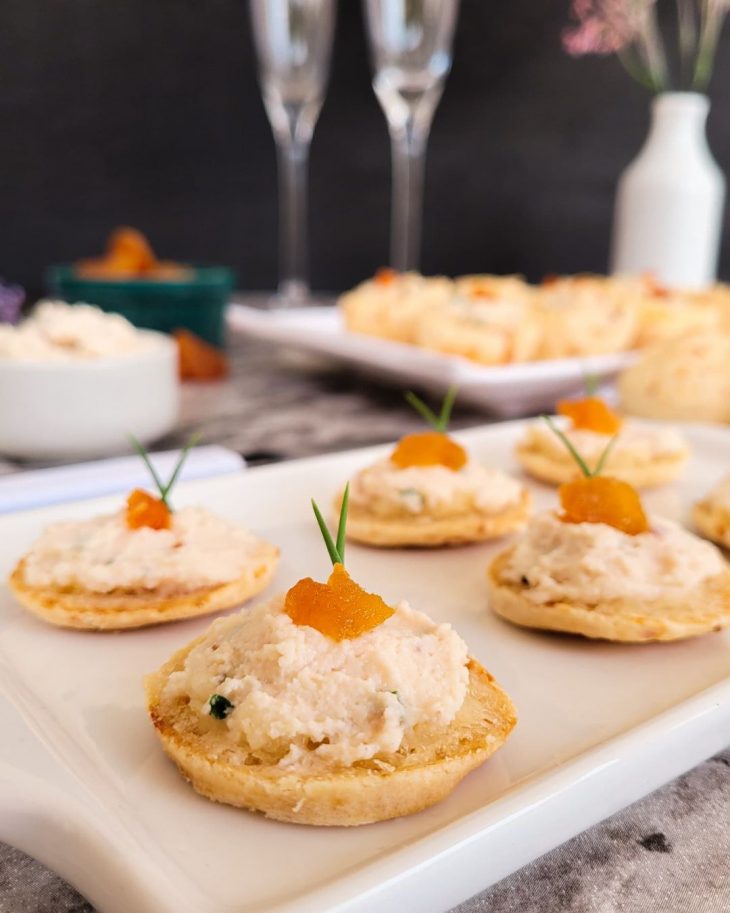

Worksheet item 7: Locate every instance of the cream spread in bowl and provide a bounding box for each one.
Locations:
[501,511,726,605]
[22,507,263,594]
[349,458,524,519]
[161,595,469,770]
[0,301,158,361]
[523,420,688,463]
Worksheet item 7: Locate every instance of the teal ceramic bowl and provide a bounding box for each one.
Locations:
[47,265,235,347]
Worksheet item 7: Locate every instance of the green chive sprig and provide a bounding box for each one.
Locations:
[312,482,349,566]
[129,431,202,510]
[542,416,617,479]
[405,385,458,432]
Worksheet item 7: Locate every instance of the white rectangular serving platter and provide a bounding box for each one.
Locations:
[2,421,730,913]
[227,304,636,417]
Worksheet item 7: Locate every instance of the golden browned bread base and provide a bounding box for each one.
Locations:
[8,543,279,631]
[341,489,531,548]
[145,645,517,826]
[487,547,730,643]
[693,499,730,550]
[515,442,686,489]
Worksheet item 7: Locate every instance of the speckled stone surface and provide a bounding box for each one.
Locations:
[1,333,729,913]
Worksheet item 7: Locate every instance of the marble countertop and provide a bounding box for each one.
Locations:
[1,334,729,913]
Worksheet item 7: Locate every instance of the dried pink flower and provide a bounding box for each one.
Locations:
[562,0,657,56]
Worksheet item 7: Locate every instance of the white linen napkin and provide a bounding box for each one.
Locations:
[0,446,245,514]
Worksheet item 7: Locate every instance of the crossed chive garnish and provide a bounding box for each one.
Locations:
[405,385,458,432]
[129,431,202,510]
[542,415,618,478]
[208,693,233,720]
[583,372,599,397]
[311,482,349,566]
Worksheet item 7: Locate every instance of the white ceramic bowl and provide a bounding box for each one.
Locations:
[0,330,180,460]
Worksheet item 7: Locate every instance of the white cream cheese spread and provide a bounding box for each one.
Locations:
[162,594,469,770]
[501,511,726,605]
[0,301,157,361]
[23,506,263,593]
[349,458,524,519]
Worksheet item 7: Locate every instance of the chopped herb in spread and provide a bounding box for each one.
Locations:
[208,693,234,719]
[398,488,424,511]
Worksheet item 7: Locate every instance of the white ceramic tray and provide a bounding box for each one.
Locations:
[227,304,636,417]
[2,421,730,913]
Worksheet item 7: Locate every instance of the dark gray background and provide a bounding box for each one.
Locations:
[1,0,729,297]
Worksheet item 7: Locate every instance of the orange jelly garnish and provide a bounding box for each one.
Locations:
[284,563,394,641]
[559,476,648,535]
[471,287,497,299]
[557,397,623,435]
[374,267,397,286]
[391,431,467,470]
[642,272,670,298]
[125,488,171,530]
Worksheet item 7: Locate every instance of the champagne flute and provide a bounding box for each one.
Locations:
[250,0,336,306]
[363,0,460,272]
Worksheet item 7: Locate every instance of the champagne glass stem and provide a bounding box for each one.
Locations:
[389,117,428,272]
[250,0,335,307]
[276,136,310,305]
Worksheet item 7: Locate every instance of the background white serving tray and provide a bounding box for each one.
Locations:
[2,421,730,913]
[227,304,636,417]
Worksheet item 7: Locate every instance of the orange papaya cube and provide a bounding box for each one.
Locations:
[75,250,141,279]
[107,227,157,273]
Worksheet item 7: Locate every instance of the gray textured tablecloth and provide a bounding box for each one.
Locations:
[1,336,729,913]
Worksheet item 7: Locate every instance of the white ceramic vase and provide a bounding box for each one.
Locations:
[610,91,725,289]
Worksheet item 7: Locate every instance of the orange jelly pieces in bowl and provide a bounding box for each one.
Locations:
[559,476,648,535]
[557,397,622,435]
[175,329,228,381]
[126,489,171,531]
[108,227,157,272]
[391,431,467,471]
[285,564,394,641]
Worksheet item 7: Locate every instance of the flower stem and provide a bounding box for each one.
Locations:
[638,3,670,91]
[676,0,698,89]
[693,0,728,91]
